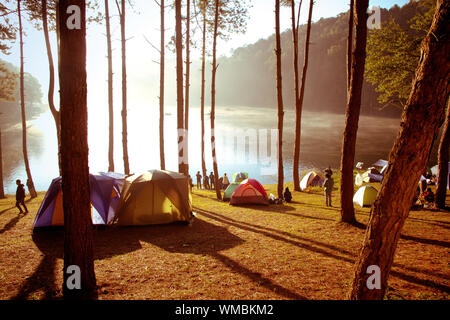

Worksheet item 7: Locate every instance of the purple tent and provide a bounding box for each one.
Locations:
[33,174,121,228]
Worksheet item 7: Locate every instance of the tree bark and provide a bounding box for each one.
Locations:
[18,0,37,199]
[349,0,450,300]
[105,0,114,172]
[339,0,369,224]
[0,128,4,199]
[58,0,97,299]
[42,0,62,176]
[175,0,186,176]
[347,0,354,91]
[294,0,313,192]
[200,1,207,179]
[159,0,166,170]
[291,0,301,191]
[435,99,449,208]
[185,0,191,175]
[119,0,129,175]
[211,0,222,200]
[275,0,284,199]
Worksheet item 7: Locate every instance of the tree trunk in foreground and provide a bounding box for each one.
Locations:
[184,0,191,175]
[275,0,284,199]
[294,0,313,192]
[18,0,37,198]
[0,128,4,199]
[211,0,222,200]
[159,0,166,170]
[339,0,369,224]
[42,0,62,176]
[105,0,114,172]
[58,0,97,299]
[435,99,449,208]
[347,0,354,90]
[175,0,187,176]
[349,0,450,300]
[291,0,301,191]
[119,0,130,175]
[200,2,207,179]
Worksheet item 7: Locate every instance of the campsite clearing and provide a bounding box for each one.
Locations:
[0,182,448,300]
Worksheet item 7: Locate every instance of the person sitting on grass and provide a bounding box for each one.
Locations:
[16,179,28,214]
[283,187,292,203]
[422,188,435,209]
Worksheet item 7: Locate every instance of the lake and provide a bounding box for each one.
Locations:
[4,106,406,193]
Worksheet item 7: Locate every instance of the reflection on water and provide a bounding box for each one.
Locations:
[5,106,405,193]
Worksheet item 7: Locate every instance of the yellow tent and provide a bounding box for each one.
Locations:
[114,170,192,226]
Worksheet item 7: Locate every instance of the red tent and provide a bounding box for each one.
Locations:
[229,179,269,206]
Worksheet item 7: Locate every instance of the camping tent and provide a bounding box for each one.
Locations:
[300,171,324,191]
[114,170,192,226]
[374,159,388,167]
[99,171,127,191]
[229,179,269,205]
[232,172,248,183]
[33,174,121,228]
[223,182,240,201]
[353,185,378,207]
[431,163,450,190]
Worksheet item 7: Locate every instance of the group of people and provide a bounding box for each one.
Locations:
[189,171,231,191]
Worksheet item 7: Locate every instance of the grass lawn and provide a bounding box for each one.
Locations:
[0,182,448,300]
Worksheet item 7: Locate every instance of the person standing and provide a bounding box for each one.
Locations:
[209,171,215,189]
[196,171,202,189]
[222,173,230,190]
[15,179,28,214]
[203,174,210,190]
[323,173,334,207]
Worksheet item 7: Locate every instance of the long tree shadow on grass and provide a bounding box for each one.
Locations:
[121,218,306,299]
[196,208,450,294]
[19,218,305,299]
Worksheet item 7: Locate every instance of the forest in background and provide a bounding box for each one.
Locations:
[210,1,425,118]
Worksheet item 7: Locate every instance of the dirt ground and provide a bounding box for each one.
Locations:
[0,182,449,300]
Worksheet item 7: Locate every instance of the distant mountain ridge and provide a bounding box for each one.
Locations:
[212,0,423,118]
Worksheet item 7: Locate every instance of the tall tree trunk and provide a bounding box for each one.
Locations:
[18,0,37,199]
[200,2,207,179]
[339,0,369,224]
[0,128,4,199]
[211,0,222,200]
[175,0,186,175]
[42,0,62,176]
[349,0,450,300]
[119,0,130,175]
[435,99,450,208]
[294,0,313,192]
[159,0,166,170]
[347,0,354,90]
[292,0,301,191]
[58,0,97,299]
[185,0,191,175]
[275,0,284,199]
[105,0,114,172]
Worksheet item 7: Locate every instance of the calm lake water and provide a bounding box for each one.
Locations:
[4,106,406,194]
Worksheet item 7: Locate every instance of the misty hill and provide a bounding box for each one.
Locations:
[210,1,423,118]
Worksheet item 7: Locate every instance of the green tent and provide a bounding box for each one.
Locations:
[223,182,241,201]
[114,170,192,225]
[353,185,378,207]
